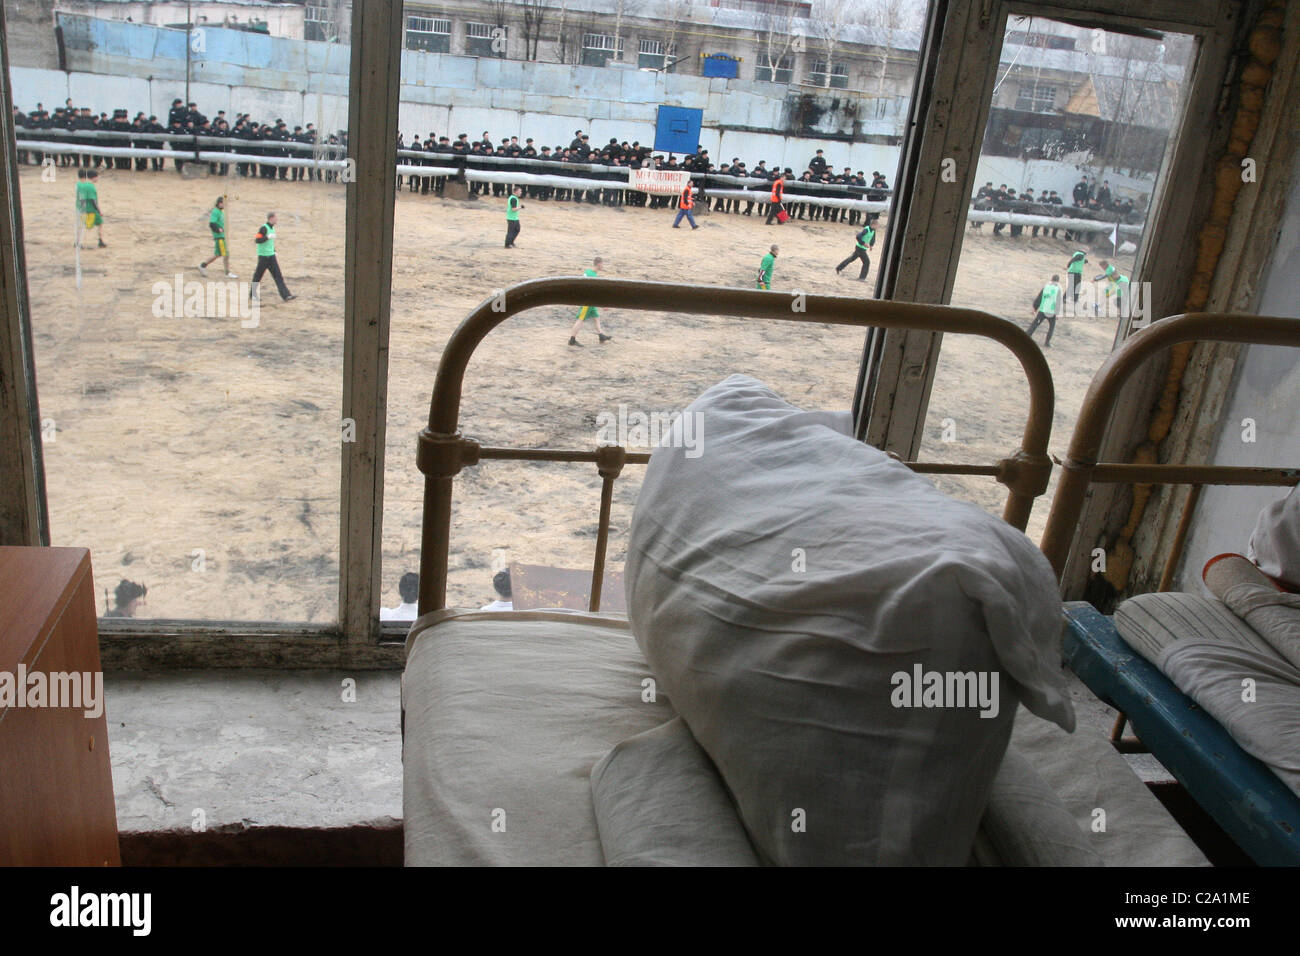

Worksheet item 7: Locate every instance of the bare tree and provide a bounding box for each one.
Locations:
[754,0,802,83]
[520,0,547,61]
[660,0,693,71]
[809,0,865,88]
[861,0,911,99]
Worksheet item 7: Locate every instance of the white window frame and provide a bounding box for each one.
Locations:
[406,15,451,52]
[806,59,850,88]
[1013,80,1057,112]
[755,53,794,83]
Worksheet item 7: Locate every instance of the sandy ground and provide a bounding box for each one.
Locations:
[19,165,1135,620]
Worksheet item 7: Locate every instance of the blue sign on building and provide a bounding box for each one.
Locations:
[654,105,704,155]
[700,53,739,79]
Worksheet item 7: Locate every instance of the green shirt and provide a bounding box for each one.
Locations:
[758,253,775,285]
[1038,282,1060,315]
[506,195,520,221]
[76,181,97,212]
[210,206,225,238]
[856,226,875,250]
[257,223,276,257]
[1067,253,1086,274]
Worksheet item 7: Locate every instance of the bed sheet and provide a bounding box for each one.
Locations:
[403,609,1206,866]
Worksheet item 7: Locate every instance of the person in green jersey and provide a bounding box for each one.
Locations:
[198,196,236,278]
[249,211,296,302]
[1027,274,1063,347]
[1065,250,1086,304]
[756,244,778,290]
[568,257,612,346]
[1096,261,1131,317]
[75,168,106,248]
[834,220,877,280]
[505,186,523,248]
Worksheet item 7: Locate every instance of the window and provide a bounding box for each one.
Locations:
[2,2,1246,663]
[1014,81,1057,113]
[755,54,793,83]
[807,60,849,89]
[304,3,337,43]
[638,38,668,70]
[581,33,625,67]
[1005,30,1076,51]
[466,22,508,58]
[406,16,451,53]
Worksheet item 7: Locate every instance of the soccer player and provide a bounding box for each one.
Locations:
[249,212,296,302]
[1027,274,1063,347]
[198,196,236,278]
[75,169,106,248]
[505,186,523,248]
[672,182,699,229]
[757,245,778,290]
[835,220,876,281]
[1065,250,1087,303]
[568,257,612,347]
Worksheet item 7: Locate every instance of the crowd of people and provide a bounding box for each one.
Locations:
[971,174,1142,242]
[13,98,346,181]
[14,99,890,221]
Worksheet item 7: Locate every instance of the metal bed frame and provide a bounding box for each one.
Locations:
[1037,311,1300,865]
[414,277,1056,615]
[410,279,1300,862]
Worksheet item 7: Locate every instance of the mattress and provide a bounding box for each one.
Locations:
[403,608,1207,866]
[1068,600,1300,866]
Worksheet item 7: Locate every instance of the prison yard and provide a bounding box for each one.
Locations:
[21,165,1135,621]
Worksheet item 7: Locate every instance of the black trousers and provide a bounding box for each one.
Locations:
[505,219,520,248]
[765,201,783,224]
[1027,310,1056,345]
[252,255,291,299]
[835,246,871,280]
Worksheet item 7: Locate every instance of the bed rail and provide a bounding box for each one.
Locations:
[1039,312,1300,583]
[417,277,1055,614]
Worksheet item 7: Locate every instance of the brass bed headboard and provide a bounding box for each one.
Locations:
[416,277,1055,615]
[1039,312,1300,586]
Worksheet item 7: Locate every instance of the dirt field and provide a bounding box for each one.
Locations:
[18,164,1135,620]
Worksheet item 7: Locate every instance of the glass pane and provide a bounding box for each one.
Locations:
[382,0,930,616]
[917,15,1198,543]
[8,5,350,622]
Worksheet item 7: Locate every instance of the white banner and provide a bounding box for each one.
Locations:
[631,168,691,195]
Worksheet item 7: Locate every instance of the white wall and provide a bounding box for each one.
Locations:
[1177,152,1300,591]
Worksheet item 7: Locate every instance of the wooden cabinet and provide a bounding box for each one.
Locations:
[0,547,119,866]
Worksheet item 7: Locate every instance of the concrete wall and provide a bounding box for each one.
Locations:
[1177,153,1300,591]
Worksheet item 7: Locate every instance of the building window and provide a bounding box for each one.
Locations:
[1005,30,1076,51]
[304,3,337,43]
[638,38,668,70]
[581,33,625,67]
[1014,82,1057,113]
[466,21,507,58]
[755,54,793,84]
[407,16,451,53]
[807,60,849,89]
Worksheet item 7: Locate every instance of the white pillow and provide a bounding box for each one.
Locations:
[625,375,1074,865]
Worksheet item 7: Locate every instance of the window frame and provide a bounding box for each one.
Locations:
[405,15,452,53]
[465,21,508,58]
[0,0,1257,665]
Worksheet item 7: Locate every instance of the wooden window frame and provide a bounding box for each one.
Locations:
[0,0,1254,665]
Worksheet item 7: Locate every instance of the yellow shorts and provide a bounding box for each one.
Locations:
[82,212,100,229]
[213,237,228,257]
